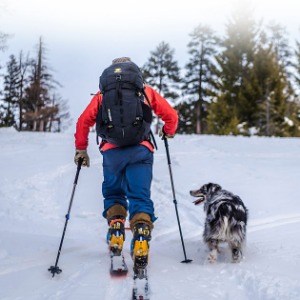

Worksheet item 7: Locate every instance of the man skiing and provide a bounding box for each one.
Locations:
[74,57,178,274]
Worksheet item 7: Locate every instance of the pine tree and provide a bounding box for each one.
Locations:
[267,22,292,76]
[252,27,300,136]
[23,37,69,132]
[207,4,258,135]
[48,93,71,132]
[142,41,181,133]
[265,24,299,136]
[23,37,52,131]
[179,24,219,134]
[0,31,9,124]
[175,101,197,134]
[1,52,30,129]
[17,51,31,131]
[287,39,300,136]
[295,40,300,88]
[250,31,277,135]
[1,55,20,127]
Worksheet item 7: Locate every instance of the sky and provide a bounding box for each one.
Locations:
[1,0,300,130]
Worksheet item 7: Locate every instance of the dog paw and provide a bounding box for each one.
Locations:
[207,250,218,263]
[232,249,242,263]
[208,255,217,263]
[232,256,243,263]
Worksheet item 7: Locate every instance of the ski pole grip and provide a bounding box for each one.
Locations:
[77,157,83,168]
[74,158,83,184]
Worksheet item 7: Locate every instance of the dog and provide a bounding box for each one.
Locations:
[190,183,248,263]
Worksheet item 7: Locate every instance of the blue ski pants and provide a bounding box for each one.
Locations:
[101,145,156,222]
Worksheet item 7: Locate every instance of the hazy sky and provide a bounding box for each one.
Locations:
[1,0,300,130]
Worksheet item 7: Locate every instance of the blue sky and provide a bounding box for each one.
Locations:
[1,0,299,130]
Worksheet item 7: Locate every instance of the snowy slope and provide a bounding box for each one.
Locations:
[1,127,300,300]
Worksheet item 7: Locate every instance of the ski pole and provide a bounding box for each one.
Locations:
[163,138,192,263]
[48,158,83,277]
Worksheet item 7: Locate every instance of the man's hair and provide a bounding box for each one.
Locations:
[112,57,131,64]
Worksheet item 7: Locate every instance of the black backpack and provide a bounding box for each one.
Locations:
[96,62,153,147]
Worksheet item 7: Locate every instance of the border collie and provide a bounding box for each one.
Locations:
[190,183,248,263]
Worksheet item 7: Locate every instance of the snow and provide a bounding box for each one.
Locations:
[1,127,300,300]
[284,116,294,127]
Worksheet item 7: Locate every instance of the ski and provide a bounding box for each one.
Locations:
[110,252,128,275]
[132,268,149,300]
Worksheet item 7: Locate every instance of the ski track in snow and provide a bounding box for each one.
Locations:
[248,214,300,232]
[1,129,300,300]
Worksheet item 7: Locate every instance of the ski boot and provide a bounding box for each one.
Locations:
[131,223,151,277]
[107,216,125,256]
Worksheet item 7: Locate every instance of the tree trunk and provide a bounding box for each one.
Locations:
[196,101,201,134]
[19,102,23,131]
[196,43,204,134]
[39,119,44,132]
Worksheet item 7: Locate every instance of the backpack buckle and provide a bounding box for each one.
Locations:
[115,75,122,81]
[133,117,143,127]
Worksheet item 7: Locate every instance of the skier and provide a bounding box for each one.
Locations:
[74,57,178,273]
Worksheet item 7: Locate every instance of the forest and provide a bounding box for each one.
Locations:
[1,5,300,136]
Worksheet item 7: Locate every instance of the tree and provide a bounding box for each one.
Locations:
[0,31,9,124]
[0,37,70,132]
[286,37,300,136]
[0,52,30,129]
[48,93,71,132]
[22,37,69,132]
[251,31,284,136]
[207,4,258,135]
[175,101,197,134]
[295,40,300,88]
[142,41,181,133]
[179,24,219,134]
[267,22,292,76]
[17,51,31,131]
[22,37,53,131]
[250,31,278,136]
[1,55,20,127]
[244,25,300,137]
[259,25,299,136]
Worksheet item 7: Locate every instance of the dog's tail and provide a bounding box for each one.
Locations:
[220,203,246,238]
[219,216,230,239]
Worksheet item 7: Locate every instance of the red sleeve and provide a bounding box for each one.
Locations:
[74,93,102,150]
[144,85,178,135]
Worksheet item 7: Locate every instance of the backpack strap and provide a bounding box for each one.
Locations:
[142,88,158,150]
[142,88,152,108]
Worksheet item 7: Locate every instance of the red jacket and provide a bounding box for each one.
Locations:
[74,85,178,152]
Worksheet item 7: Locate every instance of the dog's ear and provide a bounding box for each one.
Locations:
[211,184,222,193]
[205,183,222,194]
